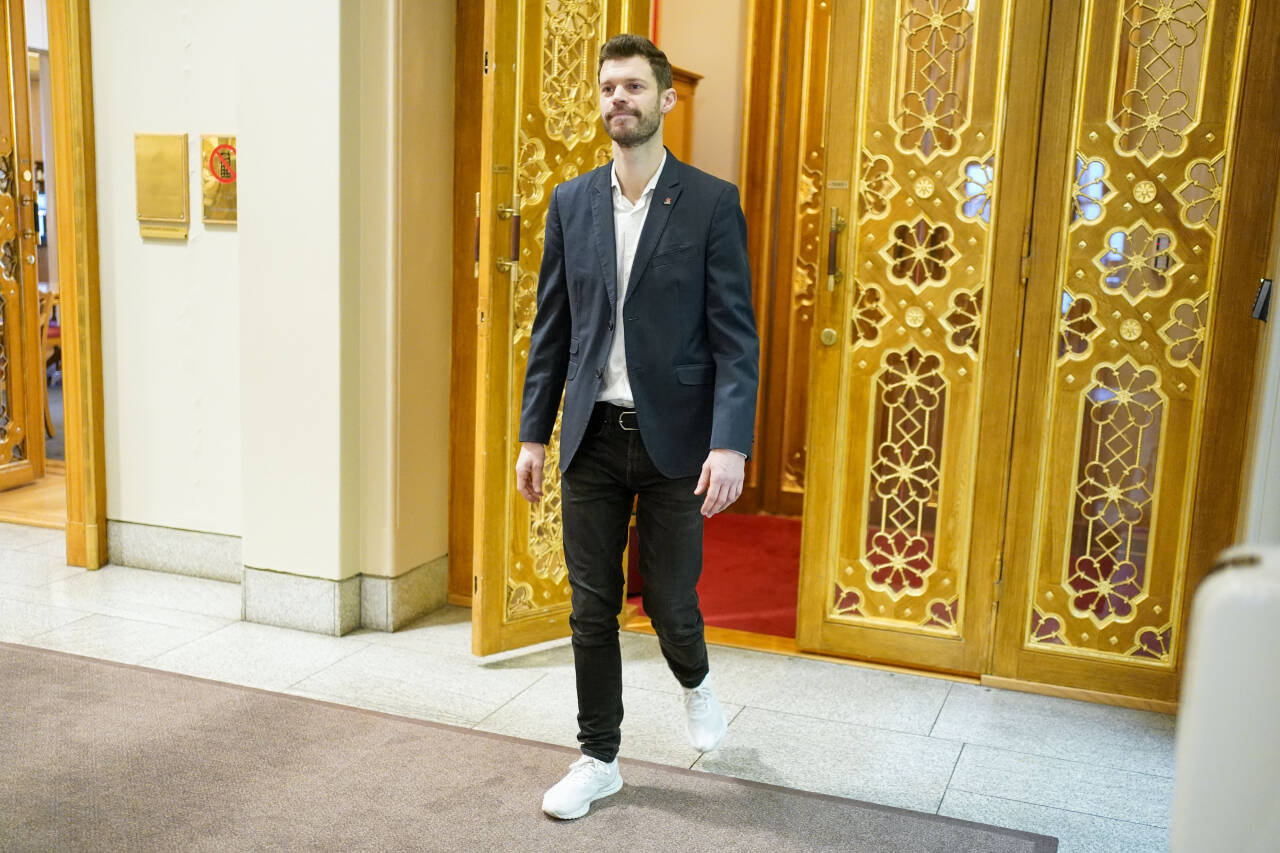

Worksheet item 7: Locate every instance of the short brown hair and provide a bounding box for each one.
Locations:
[598,34,673,91]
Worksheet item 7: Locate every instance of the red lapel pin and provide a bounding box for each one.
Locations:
[664,197,672,205]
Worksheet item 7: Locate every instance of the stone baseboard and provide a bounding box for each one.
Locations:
[105,522,448,637]
[242,558,448,637]
[243,567,361,636]
[360,555,448,631]
[107,521,243,583]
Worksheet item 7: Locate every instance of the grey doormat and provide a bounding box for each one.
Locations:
[0,643,1056,852]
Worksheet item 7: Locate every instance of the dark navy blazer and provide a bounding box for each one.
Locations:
[519,153,760,479]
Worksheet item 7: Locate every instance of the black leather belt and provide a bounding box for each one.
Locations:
[597,402,639,431]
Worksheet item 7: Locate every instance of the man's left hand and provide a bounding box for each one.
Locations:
[694,449,746,518]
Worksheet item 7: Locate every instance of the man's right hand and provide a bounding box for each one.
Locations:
[515,442,547,503]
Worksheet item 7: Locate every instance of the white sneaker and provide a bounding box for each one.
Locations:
[683,676,727,752]
[541,755,623,819]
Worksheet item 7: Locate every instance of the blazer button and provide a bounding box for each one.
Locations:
[607,320,615,330]
[595,368,604,379]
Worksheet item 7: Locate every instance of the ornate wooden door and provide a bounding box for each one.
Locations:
[993,0,1278,702]
[0,0,45,491]
[794,0,1278,698]
[471,0,649,655]
[794,0,1046,673]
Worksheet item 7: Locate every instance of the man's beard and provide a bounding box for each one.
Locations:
[604,104,661,148]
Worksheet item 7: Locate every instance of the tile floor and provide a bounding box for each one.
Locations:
[0,523,1174,852]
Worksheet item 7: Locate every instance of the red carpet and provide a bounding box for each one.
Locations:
[628,512,801,638]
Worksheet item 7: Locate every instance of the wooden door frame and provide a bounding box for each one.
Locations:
[47,0,107,568]
[448,0,484,606]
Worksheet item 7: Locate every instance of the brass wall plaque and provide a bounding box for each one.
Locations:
[201,135,237,225]
[134,133,189,239]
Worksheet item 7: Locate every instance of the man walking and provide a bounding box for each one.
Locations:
[515,34,759,820]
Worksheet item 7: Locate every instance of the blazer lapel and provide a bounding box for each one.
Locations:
[625,155,683,304]
[589,167,618,305]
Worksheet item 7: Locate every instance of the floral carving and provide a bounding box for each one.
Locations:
[1177,155,1224,231]
[859,151,899,220]
[882,218,957,291]
[872,443,939,501]
[867,531,932,596]
[880,349,946,411]
[1077,462,1152,524]
[1029,609,1067,645]
[1096,223,1181,304]
[833,583,864,617]
[1129,624,1173,660]
[1071,156,1111,224]
[851,285,888,346]
[894,0,975,159]
[955,157,995,224]
[943,286,983,354]
[1067,557,1142,621]
[1160,295,1208,372]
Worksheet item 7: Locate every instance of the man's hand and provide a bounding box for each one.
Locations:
[694,449,745,517]
[515,442,547,503]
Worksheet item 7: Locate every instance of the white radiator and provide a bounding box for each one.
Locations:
[1171,545,1280,853]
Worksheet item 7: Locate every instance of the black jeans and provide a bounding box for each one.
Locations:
[561,402,709,763]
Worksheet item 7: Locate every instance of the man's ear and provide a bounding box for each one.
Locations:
[660,87,677,116]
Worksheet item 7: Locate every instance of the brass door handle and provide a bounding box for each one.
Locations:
[820,328,838,346]
[827,206,847,292]
[496,193,521,274]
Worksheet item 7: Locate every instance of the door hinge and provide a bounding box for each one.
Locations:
[1018,224,1032,286]
[483,50,490,75]
[994,555,1005,603]
[473,575,479,594]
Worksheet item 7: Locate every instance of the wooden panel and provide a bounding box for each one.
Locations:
[995,0,1276,701]
[449,0,485,603]
[755,0,818,519]
[734,0,786,514]
[663,65,700,163]
[46,0,104,567]
[795,0,1048,675]
[471,0,649,656]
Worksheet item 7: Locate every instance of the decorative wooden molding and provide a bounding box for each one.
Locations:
[47,0,106,568]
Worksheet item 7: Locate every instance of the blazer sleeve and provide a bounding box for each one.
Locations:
[704,184,761,457]
[519,185,571,445]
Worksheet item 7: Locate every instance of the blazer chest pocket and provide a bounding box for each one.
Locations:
[651,243,698,268]
[675,363,715,385]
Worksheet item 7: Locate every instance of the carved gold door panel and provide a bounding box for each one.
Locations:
[472,0,648,655]
[796,0,1042,673]
[994,0,1275,701]
[0,0,44,491]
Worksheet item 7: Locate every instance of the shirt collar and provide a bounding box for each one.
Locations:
[610,150,668,200]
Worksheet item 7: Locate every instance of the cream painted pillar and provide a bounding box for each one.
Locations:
[238,0,359,632]
[238,0,454,635]
[356,0,455,631]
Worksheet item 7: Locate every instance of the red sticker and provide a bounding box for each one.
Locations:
[209,144,236,184]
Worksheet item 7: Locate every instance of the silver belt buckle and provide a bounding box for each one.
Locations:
[618,409,639,431]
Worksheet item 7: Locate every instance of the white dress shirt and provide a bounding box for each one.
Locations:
[597,151,667,408]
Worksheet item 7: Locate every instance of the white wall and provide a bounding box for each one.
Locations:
[91,0,241,535]
[658,0,748,183]
[24,0,47,51]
